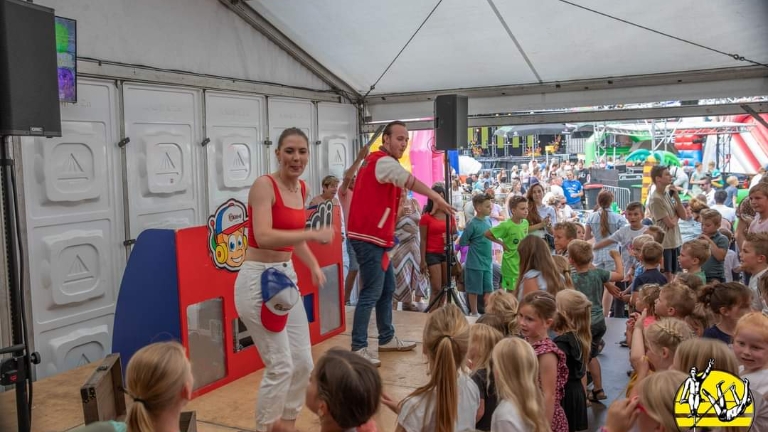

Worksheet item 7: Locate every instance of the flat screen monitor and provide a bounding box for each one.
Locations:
[55,16,76,103]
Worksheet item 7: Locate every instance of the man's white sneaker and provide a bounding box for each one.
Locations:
[378,337,416,352]
[353,347,381,367]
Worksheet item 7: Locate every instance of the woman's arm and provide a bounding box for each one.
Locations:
[584,224,593,241]
[293,242,326,287]
[521,278,540,298]
[250,177,328,249]
[539,352,558,426]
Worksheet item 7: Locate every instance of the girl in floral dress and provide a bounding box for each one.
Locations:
[518,291,569,432]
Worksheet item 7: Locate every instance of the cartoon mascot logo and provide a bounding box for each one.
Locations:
[306,200,334,231]
[208,199,248,271]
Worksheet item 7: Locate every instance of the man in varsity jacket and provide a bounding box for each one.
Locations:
[347,121,454,367]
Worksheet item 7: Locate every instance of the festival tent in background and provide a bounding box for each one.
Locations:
[370,129,449,207]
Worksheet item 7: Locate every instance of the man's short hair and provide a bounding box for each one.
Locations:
[650,166,669,184]
[714,190,727,204]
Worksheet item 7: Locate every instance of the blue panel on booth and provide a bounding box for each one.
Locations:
[112,229,181,370]
[304,294,315,323]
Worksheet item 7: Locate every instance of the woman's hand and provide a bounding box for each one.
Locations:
[311,265,326,287]
[311,227,335,244]
[381,393,400,414]
[604,397,639,432]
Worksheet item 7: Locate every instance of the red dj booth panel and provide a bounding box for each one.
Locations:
[113,201,345,398]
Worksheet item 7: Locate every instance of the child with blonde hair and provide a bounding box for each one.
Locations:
[678,239,710,283]
[491,338,550,432]
[602,370,689,432]
[485,290,519,337]
[655,282,696,320]
[699,282,753,345]
[685,303,711,337]
[383,304,480,432]
[733,312,768,395]
[551,255,575,290]
[553,290,590,431]
[519,292,569,432]
[700,209,730,283]
[468,324,504,431]
[126,342,194,432]
[626,314,694,397]
[674,272,704,294]
[568,240,624,403]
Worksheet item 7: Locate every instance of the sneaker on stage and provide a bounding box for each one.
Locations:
[378,337,416,352]
[353,347,381,367]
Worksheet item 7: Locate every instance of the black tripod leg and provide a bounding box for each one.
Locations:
[449,289,468,315]
[424,287,446,313]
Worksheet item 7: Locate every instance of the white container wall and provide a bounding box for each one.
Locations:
[123,84,206,239]
[204,92,266,214]
[20,79,125,378]
[14,78,358,378]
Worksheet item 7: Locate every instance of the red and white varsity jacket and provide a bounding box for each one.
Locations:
[347,150,416,248]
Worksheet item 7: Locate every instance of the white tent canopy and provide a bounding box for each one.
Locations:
[246,0,768,120]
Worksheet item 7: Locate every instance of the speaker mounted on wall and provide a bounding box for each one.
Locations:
[434,94,468,151]
[0,0,62,137]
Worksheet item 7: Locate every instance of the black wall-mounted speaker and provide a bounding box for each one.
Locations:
[0,0,61,137]
[434,94,468,151]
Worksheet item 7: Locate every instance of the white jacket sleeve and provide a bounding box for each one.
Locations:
[375,156,416,189]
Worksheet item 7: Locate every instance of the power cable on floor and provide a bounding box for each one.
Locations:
[363,0,444,99]
[557,0,768,69]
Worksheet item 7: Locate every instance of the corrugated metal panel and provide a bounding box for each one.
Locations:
[568,137,588,155]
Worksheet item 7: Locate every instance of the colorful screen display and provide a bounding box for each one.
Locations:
[55,16,76,103]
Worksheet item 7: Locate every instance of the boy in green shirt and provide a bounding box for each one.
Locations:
[459,193,494,316]
[486,196,529,292]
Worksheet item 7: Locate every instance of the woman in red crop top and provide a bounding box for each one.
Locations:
[234,128,333,432]
[418,183,457,309]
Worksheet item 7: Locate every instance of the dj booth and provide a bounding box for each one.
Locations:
[111,199,345,397]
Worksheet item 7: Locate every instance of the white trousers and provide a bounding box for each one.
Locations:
[234,261,313,431]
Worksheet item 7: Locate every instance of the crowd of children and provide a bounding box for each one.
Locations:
[78,175,768,432]
[437,173,768,431]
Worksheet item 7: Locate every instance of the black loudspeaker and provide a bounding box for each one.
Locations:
[434,94,468,150]
[0,0,61,137]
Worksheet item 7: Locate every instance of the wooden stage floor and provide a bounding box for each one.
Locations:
[0,309,630,432]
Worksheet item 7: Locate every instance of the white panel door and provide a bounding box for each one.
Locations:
[21,79,125,378]
[123,84,204,239]
[267,98,316,197]
[317,103,358,182]
[204,92,265,215]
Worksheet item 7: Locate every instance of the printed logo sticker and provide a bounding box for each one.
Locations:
[306,200,333,231]
[208,199,248,272]
[675,358,754,430]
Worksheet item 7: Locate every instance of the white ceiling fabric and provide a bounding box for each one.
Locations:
[247,0,768,96]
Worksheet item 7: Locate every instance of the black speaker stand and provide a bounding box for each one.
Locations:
[0,135,40,432]
[425,150,467,315]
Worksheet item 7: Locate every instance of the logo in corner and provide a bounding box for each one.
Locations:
[208,199,248,272]
[675,358,754,431]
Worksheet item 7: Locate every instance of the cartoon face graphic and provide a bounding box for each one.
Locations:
[208,199,248,272]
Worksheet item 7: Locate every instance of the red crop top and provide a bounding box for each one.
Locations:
[248,175,307,253]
